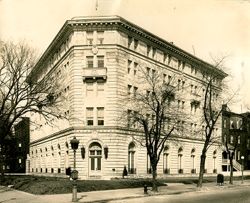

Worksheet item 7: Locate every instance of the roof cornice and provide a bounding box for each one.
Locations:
[31,15,227,78]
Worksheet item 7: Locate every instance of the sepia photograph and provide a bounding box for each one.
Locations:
[0,0,250,202]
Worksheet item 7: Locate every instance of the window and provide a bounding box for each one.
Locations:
[133,86,138,98]
[128,36,132,48]
[97,107,104,126]
[86,56,94,68]
[181,121,185,131]
[230,135,234,144]
[97,82,104,97]
[127,110,132,128]
[128,142,136,174]
[230,120,235,129]
[163,74,166,83]
[134,39,138,50]
[191,123,194,133]
[134,62,138,75]
[163,146,170,174]
[152,114,156,123]
[177,80,181,91]
[247,139,250,148]
[86,82,94,97]
[97,56,104,68]
[128,85,132,96]
[191,66,194,74]
[147,45,151,56]
[97,31,104,44]
[133,111,138,128]
[163,53,168,64]
[190,84,193,93]
[194,86,197,94]
[178,147,183,173]
[86,31,93,45]
[182,101,185,109]
[177,100,180,109]
[128,60,132,74]
[152,48,156,58]
[168,75,172,84]
[182,81,185,91]
[86,107,94,126]
[191,148,196,173]
[152,69,156,78]
[224,119,227,128]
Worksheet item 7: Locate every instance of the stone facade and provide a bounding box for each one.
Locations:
[29,16,226,179]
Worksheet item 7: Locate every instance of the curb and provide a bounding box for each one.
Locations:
[79,183,250,203]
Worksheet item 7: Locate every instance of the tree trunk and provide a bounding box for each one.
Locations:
[151,165,158,192]
[229,157,233,184]
[197,154,206,188]
[0,153,5,182]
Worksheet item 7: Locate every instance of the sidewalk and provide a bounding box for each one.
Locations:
[37,179,250,203]
[1,180,250,203]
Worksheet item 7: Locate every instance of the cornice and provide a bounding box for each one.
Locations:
[30,15,227,80]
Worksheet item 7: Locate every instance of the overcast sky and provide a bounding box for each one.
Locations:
[0,0,249,112]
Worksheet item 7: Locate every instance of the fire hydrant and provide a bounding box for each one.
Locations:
[144,184,148,194]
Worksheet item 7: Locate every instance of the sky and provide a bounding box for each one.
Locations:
[0,0,249,112]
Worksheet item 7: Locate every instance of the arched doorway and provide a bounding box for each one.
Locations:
[89,142,102,176]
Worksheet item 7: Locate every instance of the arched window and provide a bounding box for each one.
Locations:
[178,147,183,174]
[89,142,102,171]
[128,142,136,174]
[163,145,170,174]
[213,150,217,173]
[191,148,196,174]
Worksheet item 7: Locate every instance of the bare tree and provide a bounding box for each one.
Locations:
[197,56,231,188]
[0,40,65,177]
[122,65,189,191]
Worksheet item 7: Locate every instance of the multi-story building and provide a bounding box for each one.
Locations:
[29,16,227,179]
[222,105,250,171]
[13,117,30,173]
[0,117,30,173]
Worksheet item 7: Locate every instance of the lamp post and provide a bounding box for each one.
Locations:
[70,136,79,202]
[241,155,244,184]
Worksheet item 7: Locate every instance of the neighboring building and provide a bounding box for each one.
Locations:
[0,117,30,173]
[13,117,30,173]
[28,16,227,179]
[222,105,250,171]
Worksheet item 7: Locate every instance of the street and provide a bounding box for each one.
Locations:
[1,183,250,203]
[110,185,250,203]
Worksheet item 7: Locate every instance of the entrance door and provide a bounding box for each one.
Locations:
[89,142,102,176]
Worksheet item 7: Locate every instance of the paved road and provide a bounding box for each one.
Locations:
[110,185,250,203]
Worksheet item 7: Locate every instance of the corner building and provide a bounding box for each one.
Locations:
[29,16,226,179]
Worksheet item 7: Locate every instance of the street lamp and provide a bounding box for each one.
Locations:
[70,136,79,202]
[241,155,244,184]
